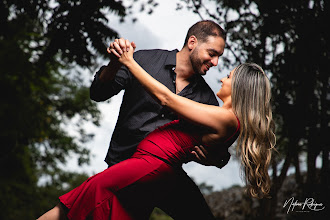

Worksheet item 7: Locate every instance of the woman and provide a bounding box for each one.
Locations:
[38,42,275,220]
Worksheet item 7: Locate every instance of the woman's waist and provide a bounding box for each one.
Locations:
[133,138,193,165]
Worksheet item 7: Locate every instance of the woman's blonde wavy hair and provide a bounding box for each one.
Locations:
[231,63,276,198]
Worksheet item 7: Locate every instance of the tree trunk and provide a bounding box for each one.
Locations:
[321,148,329,205]
[293,146,302,185]
[275,145,294,192]
[306,145,318,195]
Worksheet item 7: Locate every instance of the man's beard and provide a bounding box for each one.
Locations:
[189,48,206,75]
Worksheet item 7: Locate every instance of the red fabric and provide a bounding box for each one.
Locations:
[60,155,175,219]
[59,120,240,219]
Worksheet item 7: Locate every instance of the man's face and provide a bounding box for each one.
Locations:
[189,36,225,75]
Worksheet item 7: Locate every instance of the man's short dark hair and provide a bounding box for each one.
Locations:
[183,20,226,47]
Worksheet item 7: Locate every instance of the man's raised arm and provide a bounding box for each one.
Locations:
[90,39,132,102]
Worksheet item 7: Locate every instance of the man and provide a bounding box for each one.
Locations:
[90,20,228,219]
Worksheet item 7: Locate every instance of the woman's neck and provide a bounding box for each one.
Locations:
[221,98,232,111]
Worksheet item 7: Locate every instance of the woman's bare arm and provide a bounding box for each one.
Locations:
[116,44,235,140]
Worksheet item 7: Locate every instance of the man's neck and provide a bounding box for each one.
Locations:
[175,49,195,81]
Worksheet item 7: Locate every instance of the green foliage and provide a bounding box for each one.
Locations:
[149,208,174,220]
[198,182,214,195]
[0,0,134,219]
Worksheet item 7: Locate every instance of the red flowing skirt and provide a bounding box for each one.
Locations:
[59,142,177,219]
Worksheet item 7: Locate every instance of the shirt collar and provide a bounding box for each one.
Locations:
[164,49,200,89]
[164,49,179,68]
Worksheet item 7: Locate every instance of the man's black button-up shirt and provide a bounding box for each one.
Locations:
[90,49,219,166]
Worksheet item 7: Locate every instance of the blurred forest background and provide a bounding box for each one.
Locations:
[0,0,329,219]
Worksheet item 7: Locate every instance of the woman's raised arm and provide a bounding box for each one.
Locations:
[109,41,235,139]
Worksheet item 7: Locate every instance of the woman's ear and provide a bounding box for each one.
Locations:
[187,35,198,50]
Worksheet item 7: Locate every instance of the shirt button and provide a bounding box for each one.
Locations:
[161,114,165,118]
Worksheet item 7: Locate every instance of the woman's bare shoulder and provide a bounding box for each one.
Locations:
[215,108,238,130]
[202,108,238,146]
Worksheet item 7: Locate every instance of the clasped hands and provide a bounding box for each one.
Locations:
[107,38,136,66]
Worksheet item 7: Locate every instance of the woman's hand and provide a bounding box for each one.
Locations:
[107,38,136,66]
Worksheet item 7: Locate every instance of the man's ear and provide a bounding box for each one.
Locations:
[187,35,198,50]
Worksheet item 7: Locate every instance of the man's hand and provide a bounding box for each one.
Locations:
[191,145,231,169]
[107,38,136,66]
[107,38,136,58]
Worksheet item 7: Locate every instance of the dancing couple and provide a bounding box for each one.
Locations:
[38,20,275,220]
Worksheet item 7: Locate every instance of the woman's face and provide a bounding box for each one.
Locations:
[216,68,234,100]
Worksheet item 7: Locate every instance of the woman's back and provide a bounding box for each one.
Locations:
[134,120,240,166]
